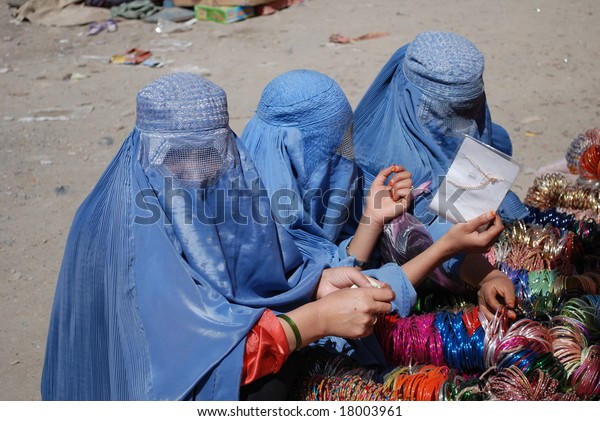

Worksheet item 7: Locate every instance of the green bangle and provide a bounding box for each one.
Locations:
[276,313,302,352]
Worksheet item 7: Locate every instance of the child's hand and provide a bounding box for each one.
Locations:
[444,211,504,255]
[363,165,413,226]
[477,272,517,321]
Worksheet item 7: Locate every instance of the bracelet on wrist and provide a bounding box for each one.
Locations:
[346,243,369,269]
[276,313,302,352]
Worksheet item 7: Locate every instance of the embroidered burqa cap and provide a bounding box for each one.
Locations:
[403,31,485,102]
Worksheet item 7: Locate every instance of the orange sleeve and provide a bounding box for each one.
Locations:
[241,310,290,386]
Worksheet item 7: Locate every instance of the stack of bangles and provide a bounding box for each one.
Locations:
[293,295,599,401]
[292,169,600,401]
[525,173,600,219]
[485,205,600,312]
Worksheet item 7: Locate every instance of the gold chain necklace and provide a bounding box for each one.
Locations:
[446,154,504,191]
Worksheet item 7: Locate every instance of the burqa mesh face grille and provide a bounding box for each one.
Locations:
[418,94,485,142]
[140,129,236,189]
[335,123,355,161]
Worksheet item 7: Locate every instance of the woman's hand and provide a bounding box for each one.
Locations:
[363,165,413,227]
[443,211,504,256]
[314,287,395,339]
[477,271,517,320]
[314,267,383,299]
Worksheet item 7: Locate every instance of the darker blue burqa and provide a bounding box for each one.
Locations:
[353,32,529,240]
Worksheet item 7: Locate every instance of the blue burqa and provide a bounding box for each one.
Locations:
[41,73,324,400]
[240,69,416,319]
[353,32,529,245]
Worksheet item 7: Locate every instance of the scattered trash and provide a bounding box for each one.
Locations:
[109,48,152,65]
[142,59,165,68]
[111,0,160,20]
[328,31,389,44]
[87,18,118,36]
[19,105,94,122]
[0,67,12,74]
[194,4,254,24]
[40,160,53,165]
[144,6,196,24]
[155,17,197,34]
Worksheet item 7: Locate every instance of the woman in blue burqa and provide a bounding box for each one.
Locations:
[40,72,398,400]
[240,69,514,340]
[352,32,526,311]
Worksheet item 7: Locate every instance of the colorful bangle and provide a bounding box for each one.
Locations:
[276,313,302,352]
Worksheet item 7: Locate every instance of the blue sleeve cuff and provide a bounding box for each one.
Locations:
[442,253,466,280]
[498,190,530,222]
[333,237,356,267]
[363,263,417,317]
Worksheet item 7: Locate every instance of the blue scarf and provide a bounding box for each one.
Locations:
[41,73,323,400]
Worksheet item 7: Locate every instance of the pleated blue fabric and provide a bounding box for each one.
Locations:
[41,73,324,400]
[353,31,528,234]
[240,69,416,320]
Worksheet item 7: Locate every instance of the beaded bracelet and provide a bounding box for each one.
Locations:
[276,313,302,352]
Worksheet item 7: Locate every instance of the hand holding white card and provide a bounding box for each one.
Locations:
[429,135,521,224]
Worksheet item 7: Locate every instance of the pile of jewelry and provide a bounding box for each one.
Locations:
[565,127,600,182]
[292,129,600,401]
[292,295,598,401]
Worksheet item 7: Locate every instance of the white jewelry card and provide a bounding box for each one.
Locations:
[428,135,522,224]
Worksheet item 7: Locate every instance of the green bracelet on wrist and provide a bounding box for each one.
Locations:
[276,313,302,352]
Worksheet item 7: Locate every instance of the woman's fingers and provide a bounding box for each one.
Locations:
[345,267,376,288]
[373,165,398,187]
[465,211,495,230]
[387,169,412,201]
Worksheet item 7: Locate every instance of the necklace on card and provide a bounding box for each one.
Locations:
[446,154,504,191]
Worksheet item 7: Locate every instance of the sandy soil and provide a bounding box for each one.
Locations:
[0,0,598,401]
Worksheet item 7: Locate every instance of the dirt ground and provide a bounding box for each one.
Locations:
[0,0,598,401]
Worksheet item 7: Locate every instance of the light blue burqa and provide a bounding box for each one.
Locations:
[241,69,416,320]
[354,32,529,252]
[41,73,324,400]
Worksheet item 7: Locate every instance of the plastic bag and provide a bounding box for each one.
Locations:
[378,211,465,294]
